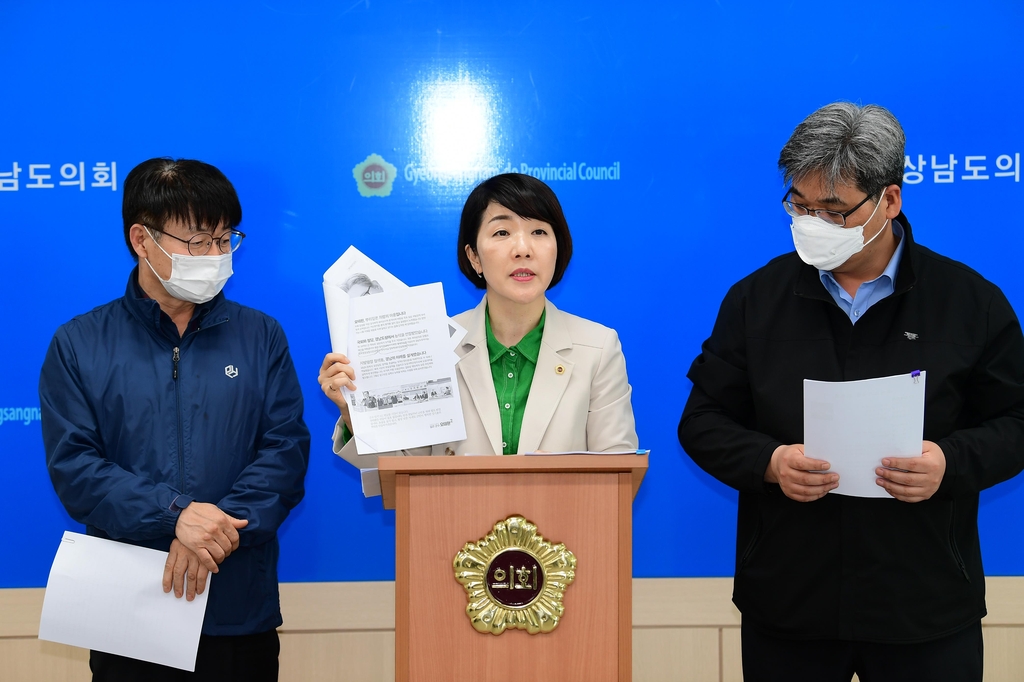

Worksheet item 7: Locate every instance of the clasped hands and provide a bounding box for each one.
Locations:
[765,441,945,503]
[162,502,248,601]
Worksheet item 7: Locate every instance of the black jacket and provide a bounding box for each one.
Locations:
[679,214,1024,643]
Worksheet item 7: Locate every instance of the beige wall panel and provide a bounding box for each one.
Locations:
[983,577,1024,625]
[722,626,742,682]
[0,639,88,682]
[633,627,720,682]
[634,578,740,627]
[279,631,394,682]
[982,625,1024,682]
[25,575,1018,634]
[0,588,45,637]
[279,581,394,631]
[6,578,1024,681]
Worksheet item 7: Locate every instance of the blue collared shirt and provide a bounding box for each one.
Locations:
[819,221,905,324]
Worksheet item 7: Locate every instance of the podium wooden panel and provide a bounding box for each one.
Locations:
[379,455,648,682]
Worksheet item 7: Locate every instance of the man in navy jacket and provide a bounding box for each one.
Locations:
[40,158,310,681]
[679,104,1024,682]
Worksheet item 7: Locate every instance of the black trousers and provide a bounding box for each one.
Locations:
[741,620,983,682]
[90,629,279,682]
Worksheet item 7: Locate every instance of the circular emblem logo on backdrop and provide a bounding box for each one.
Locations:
[453,515,576,635]
[351,153,397,197]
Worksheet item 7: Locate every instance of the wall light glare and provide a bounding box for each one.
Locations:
[413,69,502,184]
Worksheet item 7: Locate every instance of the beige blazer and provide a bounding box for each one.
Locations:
[333,298,638,469]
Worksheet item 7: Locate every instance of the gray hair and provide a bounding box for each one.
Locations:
[778,103,906,197]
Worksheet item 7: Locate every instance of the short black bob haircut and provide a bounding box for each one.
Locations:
[457,173,573,290]
[122,158,242,261]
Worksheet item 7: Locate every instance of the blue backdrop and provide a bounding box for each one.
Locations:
[2,1,1022,587]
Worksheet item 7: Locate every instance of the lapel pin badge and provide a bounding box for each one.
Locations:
[555,364,565,375]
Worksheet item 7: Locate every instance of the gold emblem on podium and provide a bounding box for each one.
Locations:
[453,515,576,635]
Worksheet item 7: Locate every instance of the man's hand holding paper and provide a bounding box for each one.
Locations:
[39,532,212,672]
[765,443,839,502]
[769,437,945,503]
[803,371,928,499]
[875,439,946,502]
[163,539,210,601]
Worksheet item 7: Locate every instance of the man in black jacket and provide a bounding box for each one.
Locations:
[679,103,1024,682]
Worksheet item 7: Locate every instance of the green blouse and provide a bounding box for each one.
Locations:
[485,308,545,455]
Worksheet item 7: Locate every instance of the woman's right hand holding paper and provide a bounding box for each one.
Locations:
[319,353,356,430]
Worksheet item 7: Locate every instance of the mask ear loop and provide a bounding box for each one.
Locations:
[862,218,890,248]
[142,255,171,283]
[143,226,176,260]
[859,191,890,248]
[141,226,173,283]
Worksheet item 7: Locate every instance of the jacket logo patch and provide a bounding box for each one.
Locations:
[225,365,239,378]
[904,332,919,341]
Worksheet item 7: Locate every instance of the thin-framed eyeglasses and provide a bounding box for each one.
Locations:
[145,225,246,256]
[782,189,881,227]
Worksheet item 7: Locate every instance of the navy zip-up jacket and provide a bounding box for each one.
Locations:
[679,215,1024,643]
[40,269,310,636]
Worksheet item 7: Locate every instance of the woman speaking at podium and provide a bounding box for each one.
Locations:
[319,173,638,461]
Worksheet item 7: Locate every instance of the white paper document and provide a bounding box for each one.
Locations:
[523,449,650,456]
[804,371,926,498]
[38,531,209,672]
[343,282,467,454]
[323,246,466,356]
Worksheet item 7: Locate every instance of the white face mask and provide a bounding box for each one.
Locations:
[143,227,233,304]
[790,192,889,271]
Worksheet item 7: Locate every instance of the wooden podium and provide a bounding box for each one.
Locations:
[378,454,648,682]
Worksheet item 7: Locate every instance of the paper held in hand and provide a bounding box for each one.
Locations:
[803,371,926,498]
[522,449,650,456]
[323,246,466,356]
[323,246,467,456]
[38,531,209,672]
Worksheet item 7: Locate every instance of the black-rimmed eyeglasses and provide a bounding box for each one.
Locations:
[145,225,246,256]
[782,189,879,227]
